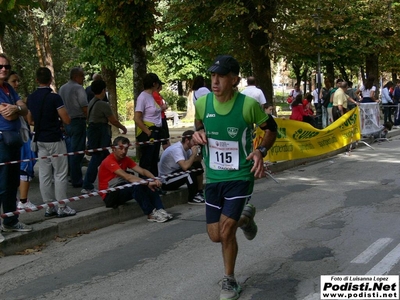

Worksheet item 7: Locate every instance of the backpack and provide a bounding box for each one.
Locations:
[322,88,331,108]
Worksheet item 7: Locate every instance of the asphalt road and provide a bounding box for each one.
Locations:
[2,137,400,300]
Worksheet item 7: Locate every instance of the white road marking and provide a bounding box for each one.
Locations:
[366,243,400,275]
[351,238,393,264]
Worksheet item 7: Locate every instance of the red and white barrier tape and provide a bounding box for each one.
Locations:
[1,167,204,219]
[0,134,192,166]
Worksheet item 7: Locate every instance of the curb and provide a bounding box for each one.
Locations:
[0,188,188,256]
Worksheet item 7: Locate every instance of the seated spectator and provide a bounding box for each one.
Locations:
[98,136,173,223]
[302,93,314,116]
[81,80,127,194]
[158,130,205,205]
[290,94,315,126]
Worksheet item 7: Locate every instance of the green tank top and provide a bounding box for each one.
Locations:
[203,93,254,183]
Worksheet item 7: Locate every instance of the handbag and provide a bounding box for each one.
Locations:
[30,91,51,153]
[1,130,23,147]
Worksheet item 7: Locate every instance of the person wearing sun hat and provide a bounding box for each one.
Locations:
[191,54,278,300]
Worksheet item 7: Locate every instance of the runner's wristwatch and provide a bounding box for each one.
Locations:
[256,146,267,157]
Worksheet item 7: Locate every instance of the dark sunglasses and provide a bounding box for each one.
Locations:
[0,65,11,70]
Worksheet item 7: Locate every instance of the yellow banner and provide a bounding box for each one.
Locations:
[254,108,361,161]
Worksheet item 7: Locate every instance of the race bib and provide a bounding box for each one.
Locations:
[208,138,239,170]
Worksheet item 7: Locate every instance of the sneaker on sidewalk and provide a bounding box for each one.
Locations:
[45,206,58,217]
[1,222,32,232]
[240,203,258,240]
[220,277,242,300]
[17,199,38,211]
[157,208,173,220]
[81,188,98,194]
[57,206,76,218]
[147,209,168,223]
[188,192,205,205]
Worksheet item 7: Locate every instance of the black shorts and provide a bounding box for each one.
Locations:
[161,117,170,145]
[205,180,253,224]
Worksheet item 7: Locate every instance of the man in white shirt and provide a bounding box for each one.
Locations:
[240,76,267,110]
[158,130,205,205]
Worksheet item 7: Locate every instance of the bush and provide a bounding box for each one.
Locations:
[160,89,180,110]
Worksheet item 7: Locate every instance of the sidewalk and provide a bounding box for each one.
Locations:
[1,125,399,255]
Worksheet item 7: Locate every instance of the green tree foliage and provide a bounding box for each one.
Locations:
[159,0,280,104]
[280,0,400,88]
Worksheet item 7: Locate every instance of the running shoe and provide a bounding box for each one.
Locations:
[240,203,258,240]
[45,206,58,217]
[1,222,32,232]
[220,277,242,300]
[17,199,38,211]
[57,206,76,218]
[157,208,173,220]
[81,188,98,194]
[147,209,168,223]
[188,193,205,205]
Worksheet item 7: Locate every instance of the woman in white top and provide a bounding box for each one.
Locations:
[381,81,394,124]
[134,73,163,177]
[357,76,378,103]
[192,76,210,104]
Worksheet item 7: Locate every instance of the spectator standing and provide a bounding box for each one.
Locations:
[289,83,302,101]
[98,136,173,222]
[192,55,277,300]
[192,75,210,104]
[134,73,163,177]
[7,71,37,211]
[332,81,349,121]
[27,67,76,218]
[381,81,394,124]
[345,81,359,111]
[240,76,268,110]
[158,130,205,205]
[152,80,171,149]
[0,53,32,240]
[312,87,319,109]
[357,76,378,103]
[393,81,400,126]
[320,79,332,128]
[327,79,344,124]
[59,67,88,188]
[81,80,127,194]
[85,73,108,104]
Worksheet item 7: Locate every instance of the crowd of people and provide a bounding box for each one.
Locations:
[0,52,279,300]
[4,47,400,299]
[285,75,400,130]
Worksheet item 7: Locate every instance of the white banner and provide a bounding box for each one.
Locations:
[359,103,381,136]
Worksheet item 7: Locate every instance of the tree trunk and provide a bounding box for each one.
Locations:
[27,9,44,67]
[366,53,379,84]
[102,66,119,137]
[185,90,195,121]
[0,22,5,53]
[177,81,183,96]
[42,24,56,91]
[241,1,276,105]
[325,61,335,87]
[132,34,147,159]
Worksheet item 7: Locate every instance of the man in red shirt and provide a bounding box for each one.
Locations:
[98,136,173,223]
